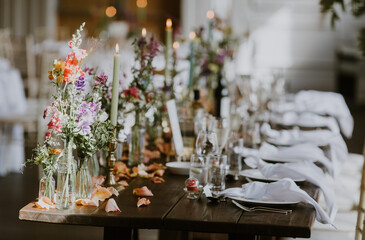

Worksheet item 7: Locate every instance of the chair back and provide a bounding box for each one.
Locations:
[0,28,14,65]
[355,143,365,240]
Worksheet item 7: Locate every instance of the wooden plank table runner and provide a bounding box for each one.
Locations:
[19,171,318,240]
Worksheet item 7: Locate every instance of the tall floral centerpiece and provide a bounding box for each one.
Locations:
[28,23,111,209]
[121,35,159,166]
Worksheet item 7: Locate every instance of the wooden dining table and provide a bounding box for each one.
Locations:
[19,169,319,240]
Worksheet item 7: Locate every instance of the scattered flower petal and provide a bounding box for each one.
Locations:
[92,176,105,187]
[75,199,98,206]
[137,197,151,207]
[151,176,165,183]
[105,198,121,213]
[133,186,153,197]
[107,187,119,197]
[118,180,129,187]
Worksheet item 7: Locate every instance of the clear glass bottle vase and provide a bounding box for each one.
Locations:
[56,137,76,209]
[39,173,55,201]
[76,157,92,199]
[128,111,146,166]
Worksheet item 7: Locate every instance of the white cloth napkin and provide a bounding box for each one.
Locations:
[261,124,348,178]
[244,157,337,222]
[259,142,334,177]
[269,91,353,138]
[219,178,334,225]
[295,90,353,138]
[270,112,340,134]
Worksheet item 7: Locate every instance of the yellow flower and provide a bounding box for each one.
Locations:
[53,59,65,72]
[208,63,219,73]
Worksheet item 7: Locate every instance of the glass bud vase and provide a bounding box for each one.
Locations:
[39,173,55,201]
[56,137,76,209]
[128,111,146,167]
[76,157,93,199]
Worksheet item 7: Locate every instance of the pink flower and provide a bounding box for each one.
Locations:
[43,107,50,119]
[47,110,62,133]
[124,86,139,99]
[45,131,51,140]
[68,40,75,49]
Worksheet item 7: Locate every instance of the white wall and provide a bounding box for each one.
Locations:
[181,0,365,93]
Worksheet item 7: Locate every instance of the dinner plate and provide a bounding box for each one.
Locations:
[260,154,315,164]
[229,196,300,206]
[240,169,305,183]
[166,161,190,175]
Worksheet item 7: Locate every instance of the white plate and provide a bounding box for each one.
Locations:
[260,154,315,164]
[240,169,305,183]
[230,196,300,206]
[166,161,190,175]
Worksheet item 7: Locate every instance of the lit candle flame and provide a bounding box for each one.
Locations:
[189,32,196,40]
[166,18,172,29]
[115,43,119,54]
[206,10,215,20]
[142,28,147,37]
[173,41,179,49]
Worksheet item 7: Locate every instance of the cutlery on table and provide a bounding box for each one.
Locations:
[232,200,292,215]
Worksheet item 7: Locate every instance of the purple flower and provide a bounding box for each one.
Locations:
[75,76,86,91]
[95,72,108,86]
[137,36,147,48]
[147,35,159,59]
[216,54,225,65]
[76,101,101,134]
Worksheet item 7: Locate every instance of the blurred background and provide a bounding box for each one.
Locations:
[0,0,364,239]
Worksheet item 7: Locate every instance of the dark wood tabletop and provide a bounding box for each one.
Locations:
[19,170,318,240]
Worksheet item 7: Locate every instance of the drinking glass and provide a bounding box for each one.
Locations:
[195,130,218,156]
[179,118,195,161]
[214,118,230,154]
[189,154,209,188]
[208,154,227,194]
[227,138,243,180]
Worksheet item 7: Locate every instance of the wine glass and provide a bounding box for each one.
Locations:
[214,118,230,154]
[195,130,218,156]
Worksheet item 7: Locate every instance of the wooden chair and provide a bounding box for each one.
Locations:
[355,144,365,240]
[0,28,14,65]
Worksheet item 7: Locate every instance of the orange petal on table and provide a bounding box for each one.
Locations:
[91,186,112,202]
[107,187,119,197]
[151,176,165,183]
[92,176,105,187]
[146,163,166,172]
[41,196,54,206]
[130,166,139,178]
[133,186,153,197]
[75,199,98,206]
[138,170,152,178]
[118,180,129,187]
[154,169,165,177]
[35,197,55,210]
[113,161,129,174]
[137,197,151,207]
[105,198,121,213]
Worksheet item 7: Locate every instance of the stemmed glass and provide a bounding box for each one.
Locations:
[195,130,218,156]
[214,118,230,154]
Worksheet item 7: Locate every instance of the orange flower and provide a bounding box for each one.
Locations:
[53,59,65,72]
[48,71,54,80]
[48,148,62,155]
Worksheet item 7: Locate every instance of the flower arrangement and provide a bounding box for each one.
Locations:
[27,23,113,208]
[121,35,160,115]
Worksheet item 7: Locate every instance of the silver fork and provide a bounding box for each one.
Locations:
[232,200,292,215]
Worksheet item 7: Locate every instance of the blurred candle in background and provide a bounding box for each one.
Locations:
[110,44,120,126]
[188,32,196,88]
[165,18,173,82]
[206,10,215,43]
[141,27,147,37]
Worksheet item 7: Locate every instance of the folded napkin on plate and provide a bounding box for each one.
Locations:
[295,90,353,138]
[261,124,348,178]
[244,157,337,222]
[259,142,334,177]
[219,178,334,226]
[270,112,340,134]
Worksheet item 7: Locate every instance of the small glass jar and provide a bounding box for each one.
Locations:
[39,174,55,201]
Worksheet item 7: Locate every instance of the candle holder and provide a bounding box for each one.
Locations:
[103,127,124,192]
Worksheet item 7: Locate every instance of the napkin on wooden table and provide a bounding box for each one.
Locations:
[244,156,337,222]
[219,178,334,226]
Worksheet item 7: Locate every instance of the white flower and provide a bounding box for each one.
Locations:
[98,112,108,122]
